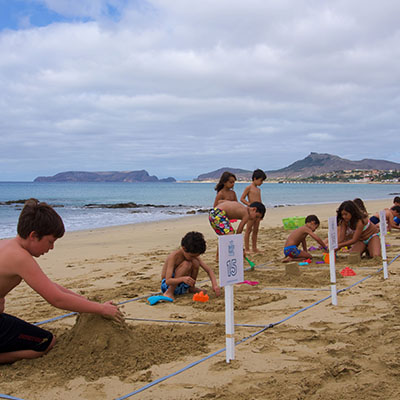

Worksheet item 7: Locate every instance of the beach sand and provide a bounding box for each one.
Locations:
[1,199,400,399]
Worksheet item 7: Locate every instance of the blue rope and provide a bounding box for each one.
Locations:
[0,395,26,400]
[124,317,267,328]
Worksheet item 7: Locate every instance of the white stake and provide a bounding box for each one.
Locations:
[225,284,235,363]
[328,216,338,306]
[379,210,388,279]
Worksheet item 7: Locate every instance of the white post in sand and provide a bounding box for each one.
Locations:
[328,216,338,306]
[379,210,388,279]
[218,234,244,363]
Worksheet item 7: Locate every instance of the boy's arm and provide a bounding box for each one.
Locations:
[198,258,221,296]
[236,215,248,234]
[240,186,251,206]
[301,238,307,251]
[14,254,123,321]
[307,229,328,250]
[0,297,4,313]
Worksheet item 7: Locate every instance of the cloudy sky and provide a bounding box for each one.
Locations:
[1,0,399,181]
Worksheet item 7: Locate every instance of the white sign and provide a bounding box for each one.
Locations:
[379,210,387,236]
[328,216,338,250]
[218,234,244,287]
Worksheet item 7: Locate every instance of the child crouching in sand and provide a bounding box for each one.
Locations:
[0,199,123,364]
[161,231,221,300]
[282,215,327,262]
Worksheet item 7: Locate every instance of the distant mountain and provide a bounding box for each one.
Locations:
[195,153,400,181]
[266,152,400,179]
[34,170,176,183]
[195,167,254,181]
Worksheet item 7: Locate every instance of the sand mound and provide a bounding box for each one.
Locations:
[2,313,225,386]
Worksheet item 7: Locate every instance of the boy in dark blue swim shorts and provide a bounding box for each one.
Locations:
[282,215,327,262]
[161,232,221,300]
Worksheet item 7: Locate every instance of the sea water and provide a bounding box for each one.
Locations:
[0,181,398,239]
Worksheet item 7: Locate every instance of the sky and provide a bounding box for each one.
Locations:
[0,0,399,181]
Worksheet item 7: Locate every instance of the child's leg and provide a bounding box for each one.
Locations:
[188,259,202,293]
[288,249,312,261]
[251,219,261,253]
[244,219,255,252]
[0,328,56,364]
[367,235,381,258]
[163,260,193,299]
[350,241,367,256]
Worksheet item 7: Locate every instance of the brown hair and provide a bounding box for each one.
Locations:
[17,198,65,240]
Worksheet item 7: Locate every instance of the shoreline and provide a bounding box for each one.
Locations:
[35,198,392,248]
[0,198,394,241]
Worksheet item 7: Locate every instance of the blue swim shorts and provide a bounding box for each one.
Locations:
[284,245,301,258]
[161,279,190,296]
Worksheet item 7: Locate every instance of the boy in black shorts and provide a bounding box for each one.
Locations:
[0,199,123,364]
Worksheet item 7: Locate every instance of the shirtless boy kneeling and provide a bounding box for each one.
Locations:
[161,231,221,300]
[282,215,327,262]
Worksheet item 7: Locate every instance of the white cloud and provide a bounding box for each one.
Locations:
[0,1,399,180]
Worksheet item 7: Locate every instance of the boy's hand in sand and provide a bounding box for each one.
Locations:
[102,301,124,323]
[181,276,196,286]
[213,285,221,297]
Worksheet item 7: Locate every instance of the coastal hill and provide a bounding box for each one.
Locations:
[34,170,176,183]
[195,152,400,180]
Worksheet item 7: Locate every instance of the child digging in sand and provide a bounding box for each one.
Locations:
[240,169,267,254]
[161,231,221,300]
[209,200,266,237]
[282,215,327,262]
[209,200,266,260]
[0,199,123,364]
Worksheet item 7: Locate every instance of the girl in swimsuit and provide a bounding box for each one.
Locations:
[213,171,238,207]
[336,200,381,258]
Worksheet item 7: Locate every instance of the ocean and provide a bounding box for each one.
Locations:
[0,181,399,239]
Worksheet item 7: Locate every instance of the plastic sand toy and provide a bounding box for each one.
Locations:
[193,291,209,302]
[147,295,174,305]
[238,280,259,286]
[340,267,356,276]
[245,256,256,269]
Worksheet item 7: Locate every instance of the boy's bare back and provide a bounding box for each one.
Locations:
[0,239,30,298]
[216,200,248,220]
[284,225,310,247]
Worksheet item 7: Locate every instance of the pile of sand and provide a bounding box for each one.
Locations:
[2,313,225,387]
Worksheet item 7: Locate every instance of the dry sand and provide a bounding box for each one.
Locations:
[1,199,400,399]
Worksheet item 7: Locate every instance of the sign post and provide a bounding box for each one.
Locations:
[379,210,388,279]
[218,234,244,363]
[328,216,338,306]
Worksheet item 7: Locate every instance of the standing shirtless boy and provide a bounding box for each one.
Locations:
[0,199,123,364]
[240,169,267,253]
[161,231,221,300]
